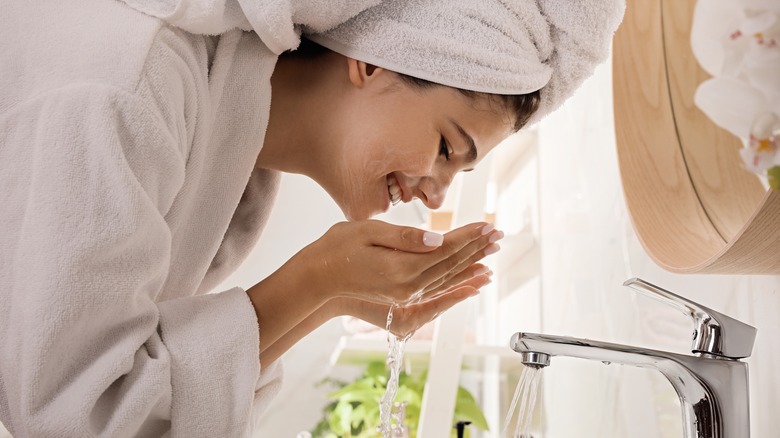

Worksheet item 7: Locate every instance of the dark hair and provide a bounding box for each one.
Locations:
[286,38,541,132]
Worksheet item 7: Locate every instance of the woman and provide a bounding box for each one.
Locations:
[0,0,624,436]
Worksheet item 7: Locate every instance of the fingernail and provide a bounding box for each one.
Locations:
[481,223,495,235]
[484,243,500,256]
[423,231,444,247]
[474,265,489,276]
[487,270,494,277]
[488,230,505,244]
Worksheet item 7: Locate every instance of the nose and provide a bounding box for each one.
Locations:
[415,175,450,210]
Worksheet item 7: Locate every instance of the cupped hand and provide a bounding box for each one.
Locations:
[294,220,502,305]
[332,270,493,339]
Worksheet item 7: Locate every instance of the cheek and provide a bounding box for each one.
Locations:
[332,136,388,209]
[345,136,407,176]
[395,146,437,176]
[342,114,437,179]
[338,127,383,177]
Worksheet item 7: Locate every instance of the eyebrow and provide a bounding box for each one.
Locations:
[450,119,478,171]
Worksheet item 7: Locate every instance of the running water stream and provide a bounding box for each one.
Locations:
[503,366,543,438]
[378,304,412,437]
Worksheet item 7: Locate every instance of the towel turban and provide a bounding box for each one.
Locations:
[306,0,625,125]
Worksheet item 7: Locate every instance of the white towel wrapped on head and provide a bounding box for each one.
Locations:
[307,0,626,125]
[121,0,625,126]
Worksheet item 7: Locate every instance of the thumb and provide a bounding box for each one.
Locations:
[362,220,444,253]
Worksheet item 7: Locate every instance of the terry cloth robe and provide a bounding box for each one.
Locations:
[0,0,376,436]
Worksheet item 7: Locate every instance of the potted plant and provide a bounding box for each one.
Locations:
[311,361,489,438]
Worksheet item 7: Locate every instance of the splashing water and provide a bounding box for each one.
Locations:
[378,304,413,437]
[503,366,543,438]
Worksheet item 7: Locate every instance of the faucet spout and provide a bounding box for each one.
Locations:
[510,332,750,438]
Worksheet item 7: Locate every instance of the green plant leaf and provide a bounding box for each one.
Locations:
[315,362,489,438]
[454,387,489,430]
[332,389,383,405]
[351,404,369,430]
[394,386,422,406]
[356,427,381,438]
[311,417,331,438]
[362,403,381,429]
[335,401,354,434]
[328,378,384,404]
[365,361,388,381]
[327,405,342,434]
[404,403,421,424]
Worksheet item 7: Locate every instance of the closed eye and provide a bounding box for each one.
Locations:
[439,136,453,161]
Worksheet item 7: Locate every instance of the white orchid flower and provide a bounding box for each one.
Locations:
[691,0,780,187]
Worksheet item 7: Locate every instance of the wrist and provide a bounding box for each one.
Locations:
[247,253,327,320]
[293,245,342,303]
[322,296,351,319]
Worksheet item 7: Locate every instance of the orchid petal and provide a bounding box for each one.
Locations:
[691,0,746,76]
[694,77,770,138]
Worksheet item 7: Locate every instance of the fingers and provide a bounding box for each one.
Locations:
[329,220,499,306]
[389,286,479,338]
[420,285,479,313]
[423,264,493,298]
[415,227,503,292]
[341,270,491,338]
[361,220,445,253]
[422,237,500,294]
[423,222,495,265]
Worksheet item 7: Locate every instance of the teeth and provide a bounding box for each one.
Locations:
[387,175,401,205]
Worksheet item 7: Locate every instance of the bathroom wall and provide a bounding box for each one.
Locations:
[533,58,780,437]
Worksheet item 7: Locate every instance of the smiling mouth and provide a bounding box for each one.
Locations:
[387,174,402,205]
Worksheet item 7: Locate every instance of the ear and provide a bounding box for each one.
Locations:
[347,58,386,89]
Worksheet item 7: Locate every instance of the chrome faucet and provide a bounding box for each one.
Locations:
[510,278,757,438]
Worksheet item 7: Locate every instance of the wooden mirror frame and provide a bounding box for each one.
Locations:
[613,0,780,274]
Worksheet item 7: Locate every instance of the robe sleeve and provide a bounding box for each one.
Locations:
[0,83,278,437]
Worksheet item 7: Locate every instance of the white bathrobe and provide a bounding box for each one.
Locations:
[0,0,377,436]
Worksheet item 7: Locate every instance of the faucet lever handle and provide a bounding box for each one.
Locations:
[623,278,756,359]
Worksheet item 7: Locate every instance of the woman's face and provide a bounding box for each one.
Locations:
[320,65,513,221]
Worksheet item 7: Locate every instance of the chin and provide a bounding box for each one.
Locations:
[336,191,381,222]
[341,204,379,222]
[339,205,361,222]
[343,210,374,222]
